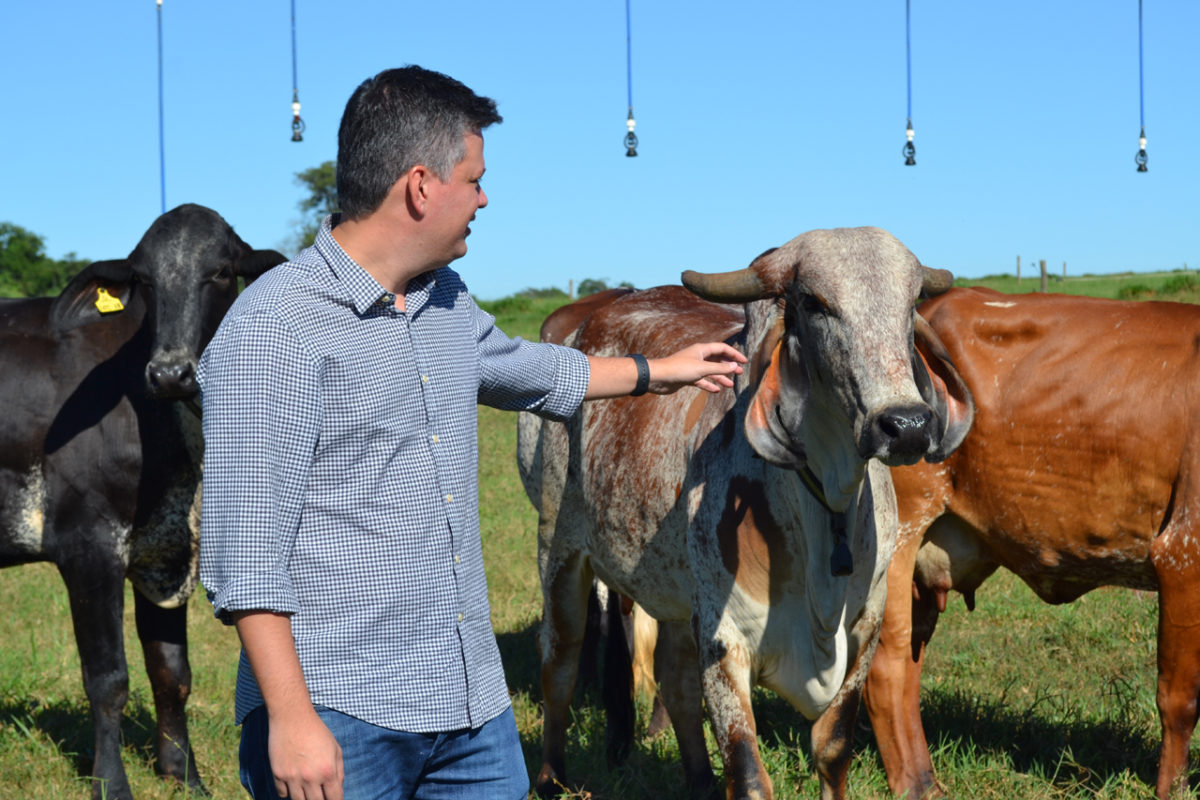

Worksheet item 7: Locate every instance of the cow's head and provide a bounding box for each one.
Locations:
[683,227,974,510]
[48,204,287,399]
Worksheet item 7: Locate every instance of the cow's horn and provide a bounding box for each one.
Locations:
[682,268,769,302]
[921,266,955,296]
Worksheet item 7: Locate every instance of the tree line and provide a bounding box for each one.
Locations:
[0,223,91,298]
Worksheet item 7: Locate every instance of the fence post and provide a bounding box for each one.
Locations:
[1063,261,1067,280]
[1040,259,1047,292]
[1017,255,1021,285]
[569,278,575,299]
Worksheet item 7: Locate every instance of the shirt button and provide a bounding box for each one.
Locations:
[445,494,453,503]
[457,612,464,623]
[421,375,429,383]
[454,554,461,564]
[431,434,440,444]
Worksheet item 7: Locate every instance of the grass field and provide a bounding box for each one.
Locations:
[0,276,1193,799]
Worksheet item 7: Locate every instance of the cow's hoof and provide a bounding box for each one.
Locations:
[686,771,720,800]
[158,745,210,796]
[535,764,573,799]
[91,775,134,800]
[169,772,210,797]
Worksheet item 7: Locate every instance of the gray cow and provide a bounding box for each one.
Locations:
[518,227,975,800]
[0,204,285,800]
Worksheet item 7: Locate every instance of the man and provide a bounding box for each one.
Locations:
[198,65,745,800]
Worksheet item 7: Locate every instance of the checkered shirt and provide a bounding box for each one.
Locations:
[198,217,589,732]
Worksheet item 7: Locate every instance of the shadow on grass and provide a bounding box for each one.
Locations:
[489,621,1172,797]
[0,693,164,780]
[498,618,705,799]
[497,618,542,702]
[917,685,1163,790]
[751,682,1166,796]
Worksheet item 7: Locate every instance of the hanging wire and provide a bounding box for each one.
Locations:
[623,0,638,157]
[290,0,305,142]
[902,0,916,165]
[156,0,167,213]
[1135,0,1147,171]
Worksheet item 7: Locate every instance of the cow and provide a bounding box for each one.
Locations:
[517,227,976,800]
[863,285,1200,800]
[0,204,285,800]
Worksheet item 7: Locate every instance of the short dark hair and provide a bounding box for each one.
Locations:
[336,65,502,220]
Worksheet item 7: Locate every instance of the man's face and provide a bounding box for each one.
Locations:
[426,132,488,267]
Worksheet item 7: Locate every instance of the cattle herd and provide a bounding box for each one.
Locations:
[1,208,1197,800]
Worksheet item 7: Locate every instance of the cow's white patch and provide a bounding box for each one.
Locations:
[128,475,201,609]
[7,463,47,554]
[984,301,1017,308]
[126,403,203,609]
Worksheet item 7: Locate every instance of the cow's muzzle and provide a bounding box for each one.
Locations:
[861,403,933,465]
[146,354,198,399]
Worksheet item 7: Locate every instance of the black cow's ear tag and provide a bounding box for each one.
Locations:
[95,287,125,314]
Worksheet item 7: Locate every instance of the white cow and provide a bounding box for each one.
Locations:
[519,227,975,800]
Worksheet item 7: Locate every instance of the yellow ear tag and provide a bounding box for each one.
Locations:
[95,287,125,314]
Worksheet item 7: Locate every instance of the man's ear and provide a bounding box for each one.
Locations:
[405,166,431,217]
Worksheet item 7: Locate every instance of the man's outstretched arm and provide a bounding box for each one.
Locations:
[584,341,746,399]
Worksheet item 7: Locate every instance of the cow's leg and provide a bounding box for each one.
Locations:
[629,605,672,736]
[656,620,718,797]
[134,589,207,794]
[696,622,772,800]
[1150,518,1200,800]
[58,555,133,800]
[577,580,604,693]
[536,550,593,798]
[601,587,635,767]
[864,530,944,800]
[811,605,889,800]
[810,684,860,800]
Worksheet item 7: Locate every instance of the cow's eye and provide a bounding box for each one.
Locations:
[798,293,826,315]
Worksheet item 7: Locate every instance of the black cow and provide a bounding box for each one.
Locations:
[0,204,285,800]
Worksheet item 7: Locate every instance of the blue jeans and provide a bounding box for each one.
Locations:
[240,704,530,800]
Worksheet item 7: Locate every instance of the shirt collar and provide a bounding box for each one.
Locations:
[314,214,439,315]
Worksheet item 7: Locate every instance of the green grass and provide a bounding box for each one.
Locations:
[956,267,1200,304]
[1,280,1195,798]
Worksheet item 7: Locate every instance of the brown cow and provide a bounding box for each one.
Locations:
[864,285,1200,799]
[519,228,975,800]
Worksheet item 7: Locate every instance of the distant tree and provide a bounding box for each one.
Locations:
[576,278,609,297]
[0,222,85,297]
[517,286,570,300]
[293,160,338,250]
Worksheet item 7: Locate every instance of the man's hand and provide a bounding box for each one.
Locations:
[267,706,344,800]
[584,343,746,399]
[233,610,345,799]
[647,341,746,394]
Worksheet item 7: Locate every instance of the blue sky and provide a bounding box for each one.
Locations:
[2,1,1197,300]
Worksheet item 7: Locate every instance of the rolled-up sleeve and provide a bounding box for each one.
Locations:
[198,309,322,624]
[471,298,589,420]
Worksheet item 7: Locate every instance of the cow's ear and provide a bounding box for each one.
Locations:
[48,260,136,333]
[238,249,288,285]
[912,312,975,462]
[744,337,810,469]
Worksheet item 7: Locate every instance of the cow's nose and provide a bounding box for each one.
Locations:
[863,404,933,463]
[146,359,197,398]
